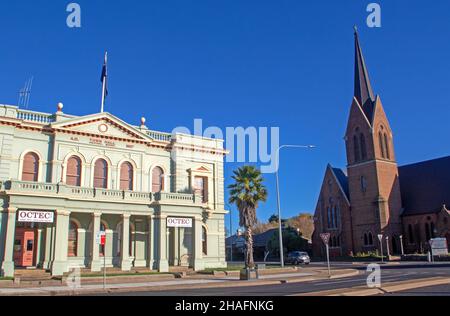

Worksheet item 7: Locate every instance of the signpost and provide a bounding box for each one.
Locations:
[430,238,449,258]
[378,234,384,263]
[320,233,331,278]
[96,231,107,290]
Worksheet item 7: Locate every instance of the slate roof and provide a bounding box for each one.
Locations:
[332,167,350,200]
[399,156,450,216]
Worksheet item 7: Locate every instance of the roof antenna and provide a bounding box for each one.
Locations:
[18,76,34,109]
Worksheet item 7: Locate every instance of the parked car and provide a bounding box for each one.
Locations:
[286,251,311,265]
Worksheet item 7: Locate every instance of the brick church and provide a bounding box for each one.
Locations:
[312,30,450,258]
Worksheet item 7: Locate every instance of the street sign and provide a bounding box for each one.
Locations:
[430,238,449,256]
[320,233,331,245]
[96,231,106,245]
[378,234,383,242]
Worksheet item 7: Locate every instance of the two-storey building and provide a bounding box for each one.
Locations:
[0,102,228,277]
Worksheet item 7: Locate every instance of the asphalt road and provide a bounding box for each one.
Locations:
[105,263,450,296]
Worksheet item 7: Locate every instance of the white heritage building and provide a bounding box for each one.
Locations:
[0,103,228,277]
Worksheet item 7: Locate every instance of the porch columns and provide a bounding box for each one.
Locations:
[155,215,169,272]
[51,210,71,276]
[35,229,44,268]
[193,216,205,272]
[120,214,132,271]
[147,215,155,270]
[43,225,55,270]
[1,207,17,278]
[90,212,102,272]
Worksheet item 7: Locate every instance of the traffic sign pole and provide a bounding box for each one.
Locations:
[326,244,331,278]
[320,233,332,278]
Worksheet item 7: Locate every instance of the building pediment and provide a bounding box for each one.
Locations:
[51,112,152,143]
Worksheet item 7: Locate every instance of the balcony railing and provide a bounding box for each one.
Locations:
[2,181,201,206]
[17,110,55,124]
[145,130,172,142]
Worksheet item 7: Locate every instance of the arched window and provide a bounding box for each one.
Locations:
[22,152,39,182]
[354,135,361,162]
[94,159,108,189]
[152,167,164,193]
[68,221,78,257]
[360,176,367,193]
[327,207,331,229]
[379,131,386,158]
[384,133,391,160]
[368,232,373,246]
[425,223,431,241]
[430,222,436,239]
[360,134,367,160]
[116,222,133,257]
[202,226,208,255]
[408,224,415,244]
[120,162,134,191]
[67,156,82,186]
[364,233,368,246]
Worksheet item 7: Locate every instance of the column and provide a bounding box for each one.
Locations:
[51,210,71,276]
[35,229,44,268]
[155,215,169,272]
[193,216,205,272]
[147,215,155,270]
[120,214,132,271]
[1,207,17,278]
[90,212,102,272]
[43,225,55,270]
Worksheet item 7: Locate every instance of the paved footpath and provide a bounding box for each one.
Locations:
[0,271,322,296]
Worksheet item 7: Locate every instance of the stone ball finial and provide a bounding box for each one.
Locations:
[141,117,146,126]
[57,102,64,112]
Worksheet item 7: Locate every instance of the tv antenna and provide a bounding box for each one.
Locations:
[18,76,34,109]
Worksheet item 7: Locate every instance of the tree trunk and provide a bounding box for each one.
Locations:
[245,227,255,269]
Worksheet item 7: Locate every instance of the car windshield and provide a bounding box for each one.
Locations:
[290,252,308,256]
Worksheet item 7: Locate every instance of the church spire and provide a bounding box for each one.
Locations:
[354,27,375,118]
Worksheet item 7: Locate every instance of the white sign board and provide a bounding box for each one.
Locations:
[430,238,449,256]
[167,217,193,228]
[18,211,54,224]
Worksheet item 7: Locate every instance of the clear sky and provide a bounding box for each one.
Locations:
[1,1,449,234]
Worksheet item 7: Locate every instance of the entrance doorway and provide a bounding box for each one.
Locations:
[168,227,193,267]
[13,228,36,267]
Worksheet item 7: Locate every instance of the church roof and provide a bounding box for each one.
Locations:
[332,167,349,200]
[399,156,450,216]
[354,28,376,123]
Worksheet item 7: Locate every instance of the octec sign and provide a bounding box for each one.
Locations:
[18,211,54,224]
[167,217,193,228]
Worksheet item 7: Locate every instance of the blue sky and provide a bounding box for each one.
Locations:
[1,1,450,234]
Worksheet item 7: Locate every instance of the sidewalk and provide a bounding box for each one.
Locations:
[0,268,359,296]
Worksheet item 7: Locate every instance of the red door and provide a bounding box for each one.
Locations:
[13,229,36,267]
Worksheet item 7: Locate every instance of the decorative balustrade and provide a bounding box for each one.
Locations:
[145,130,172,142]
[17,110,55,124]
[2,181,198,206]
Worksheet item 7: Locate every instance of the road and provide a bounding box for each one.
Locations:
[105,262,450,296]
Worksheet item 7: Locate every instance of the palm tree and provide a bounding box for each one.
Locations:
[228,166,268,269]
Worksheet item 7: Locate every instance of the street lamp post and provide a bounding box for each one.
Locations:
[275,144,316,268]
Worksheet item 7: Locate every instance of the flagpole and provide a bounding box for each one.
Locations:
[100,51,108,113]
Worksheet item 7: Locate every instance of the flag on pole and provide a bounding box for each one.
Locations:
[100,52,108,113]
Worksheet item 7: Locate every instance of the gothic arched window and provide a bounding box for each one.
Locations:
[384,133,391,160]
[379,131,386,159]
[354,135,361,162]
[360,133,367,160]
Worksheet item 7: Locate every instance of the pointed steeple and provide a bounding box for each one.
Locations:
[354,26,375,120]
